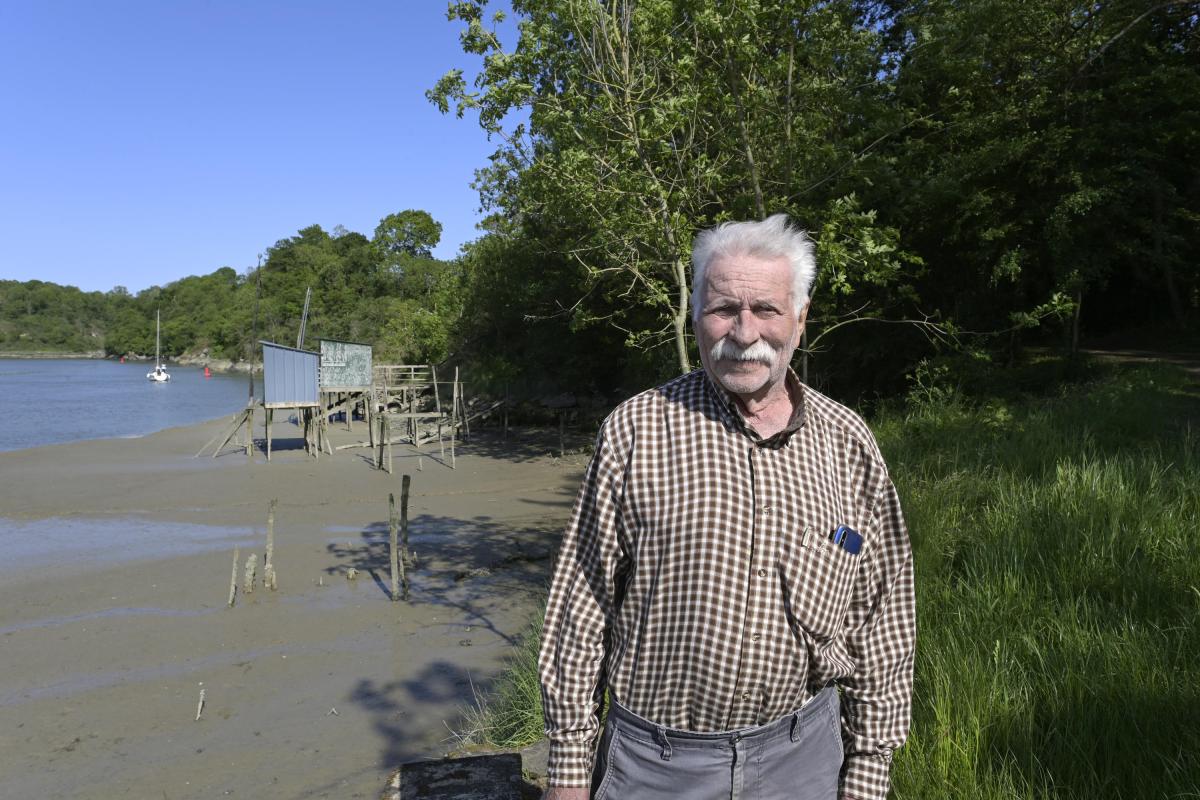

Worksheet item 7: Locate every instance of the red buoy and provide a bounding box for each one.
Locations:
[120,356,125,363]
[204,366,212,378]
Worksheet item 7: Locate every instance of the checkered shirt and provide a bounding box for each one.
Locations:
[538,369,915,800]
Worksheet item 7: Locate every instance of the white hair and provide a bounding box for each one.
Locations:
[690,213,817,320]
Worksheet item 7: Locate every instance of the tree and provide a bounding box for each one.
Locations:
[873,0,1200,350]
[431,0,918,379]
[373,210,443,260]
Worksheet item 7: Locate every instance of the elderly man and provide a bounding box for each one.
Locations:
[538,215,915,800]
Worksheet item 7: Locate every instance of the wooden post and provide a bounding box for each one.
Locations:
[503,383,509,442]
[559,411,566,458]
[245,406,253,457]
[377,414,387,471]
[313,410,320,462]
[388,493,403,602]
[450,368,459,469]
[266,408,273,462]
[432,365,444,460]
[386,415,393,474]
[227,547,240,607]
[367,395,375,449]
[400,475,411,571]
[461,382,471,443]
[264,498,277,591]
[409,387,417,445]
[243,553,258,594]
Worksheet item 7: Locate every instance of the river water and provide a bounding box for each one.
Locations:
[0,359,261,452]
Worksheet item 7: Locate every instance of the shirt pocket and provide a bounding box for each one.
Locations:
[777,527,863,642]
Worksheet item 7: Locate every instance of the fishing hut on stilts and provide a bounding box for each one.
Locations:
[349,363,469,470]
[258,341,327,459]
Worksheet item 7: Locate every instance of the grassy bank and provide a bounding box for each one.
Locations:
[468,361,1200,798]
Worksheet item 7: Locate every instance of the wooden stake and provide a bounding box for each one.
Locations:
[196,410,241,458]
[386,416,393,474]
[264,498,277,591]
[243,552,258,594]
[227,547,239,607]
[388,493,403,602]
[195,686,206,721]
[400,474,411,567]
[207,407,252,459]
[450,368,458,469]
[462,382,471,443]
[432,365,444,460]
[367,396,375,449]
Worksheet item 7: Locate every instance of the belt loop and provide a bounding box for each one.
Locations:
[654,725,672,761]
[789,710,802,742]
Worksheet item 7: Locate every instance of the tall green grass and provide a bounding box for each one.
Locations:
[468,363,1200,798]
[882,364,1199,799]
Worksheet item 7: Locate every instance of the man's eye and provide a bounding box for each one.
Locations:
[754,307,780,318]
[711,306,737,318]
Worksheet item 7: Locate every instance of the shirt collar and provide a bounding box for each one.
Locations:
[702,367,807,446]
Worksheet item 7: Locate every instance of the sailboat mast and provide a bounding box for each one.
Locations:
[156,309,161,366]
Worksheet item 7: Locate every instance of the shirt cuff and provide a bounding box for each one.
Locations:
[840,752,892,800]
[547,739,593,788]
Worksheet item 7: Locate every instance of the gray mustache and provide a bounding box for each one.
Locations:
[710,338,778,365]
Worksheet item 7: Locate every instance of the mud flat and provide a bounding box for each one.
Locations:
[0,415,586,799]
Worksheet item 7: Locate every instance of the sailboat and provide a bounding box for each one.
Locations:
[146,309,171,382]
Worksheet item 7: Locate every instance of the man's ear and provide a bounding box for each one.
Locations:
[798,301,810,330]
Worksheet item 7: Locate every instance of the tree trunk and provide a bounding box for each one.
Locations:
[800,328,809,385]
[1154,183,1185,327]
[673,255,691,375]
[1070,288,1083,356]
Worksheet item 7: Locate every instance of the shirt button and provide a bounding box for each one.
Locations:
[757,568,767,578]
[741,691,751,700]
[752,633,761,642]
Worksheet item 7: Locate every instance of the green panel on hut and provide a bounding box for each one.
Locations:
[318,339,372,390]
[260,341,320,407]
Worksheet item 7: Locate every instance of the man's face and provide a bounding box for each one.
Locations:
[695,252,807,400]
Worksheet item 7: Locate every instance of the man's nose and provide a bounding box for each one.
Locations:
[729,310,760,345]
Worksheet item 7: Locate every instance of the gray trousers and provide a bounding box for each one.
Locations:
[590,686,843,800]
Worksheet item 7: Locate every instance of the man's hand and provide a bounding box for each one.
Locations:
[541,787,589,800]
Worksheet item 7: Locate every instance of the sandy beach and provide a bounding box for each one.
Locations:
[0,413,587,799]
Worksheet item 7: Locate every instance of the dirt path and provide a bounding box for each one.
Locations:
[1081,348,1200,382]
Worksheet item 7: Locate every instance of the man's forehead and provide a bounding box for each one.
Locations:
[702,254,793,297]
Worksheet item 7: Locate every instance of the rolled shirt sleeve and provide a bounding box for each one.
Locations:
[838,479,917,800]
[538,416,631,787]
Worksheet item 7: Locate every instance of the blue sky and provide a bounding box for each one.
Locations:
[0,1,516,293]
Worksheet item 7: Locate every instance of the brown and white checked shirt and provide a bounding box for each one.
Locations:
[539,369,915,800]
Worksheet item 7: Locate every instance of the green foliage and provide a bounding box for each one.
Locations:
[873,0,1200,339]
[429,0,1199,399]
[431,0,923,379]
[460,615,547,749]
[374,209,443,260]
[879,362,1200,798]
[4,210,464,366]
[0,280,110,352]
